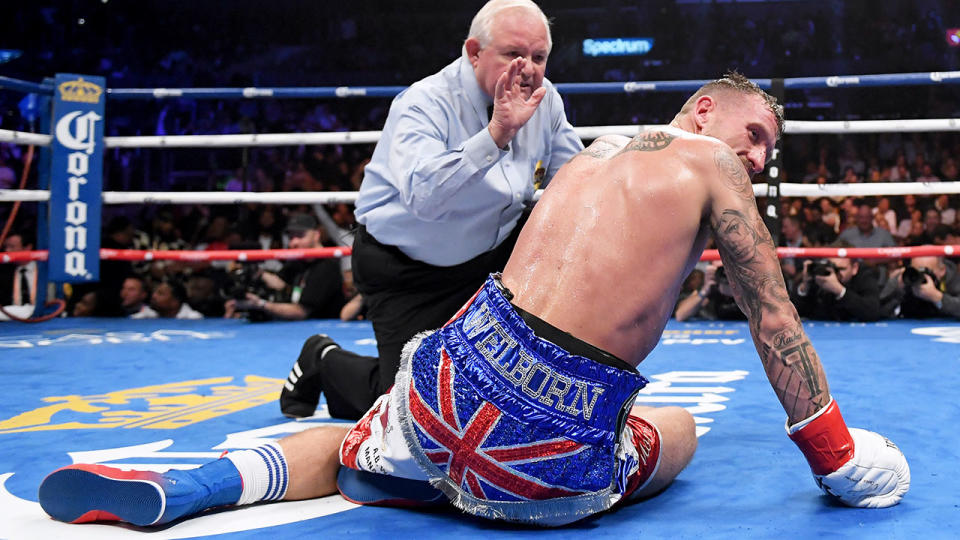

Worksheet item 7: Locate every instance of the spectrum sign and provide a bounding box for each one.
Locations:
[582,38,654,57]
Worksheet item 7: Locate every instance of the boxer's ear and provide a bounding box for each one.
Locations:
[693,95,717,133]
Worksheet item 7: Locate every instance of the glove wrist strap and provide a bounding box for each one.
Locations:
[787,398,855,475]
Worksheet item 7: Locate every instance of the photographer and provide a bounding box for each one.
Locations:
[224,213,345,321]
[883,255,960,318]
[792,241,883,322]
[674,261,745,321]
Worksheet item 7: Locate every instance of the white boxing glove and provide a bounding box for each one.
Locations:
[787,398,910,508]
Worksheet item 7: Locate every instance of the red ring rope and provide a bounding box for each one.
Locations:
[2,245,958,264]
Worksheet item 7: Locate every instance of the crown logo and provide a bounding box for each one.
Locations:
[58,77,103,104]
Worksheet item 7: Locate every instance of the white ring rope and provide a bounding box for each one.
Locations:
[100,191,362,205]
[0,129,51,146]
[786,119,960,134]
[6,181,960,205]
[5,118,960,149]
[3,114,960,205]
[103,131,383,148]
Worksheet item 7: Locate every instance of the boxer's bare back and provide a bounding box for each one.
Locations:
[503,129,712,364]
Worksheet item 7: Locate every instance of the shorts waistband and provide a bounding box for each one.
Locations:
[492,275,633,372]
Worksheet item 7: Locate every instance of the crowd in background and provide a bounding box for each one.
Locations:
[3,0,960,320]
[6,129,960,322]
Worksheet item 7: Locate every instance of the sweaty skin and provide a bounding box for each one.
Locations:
[502,115,830,424]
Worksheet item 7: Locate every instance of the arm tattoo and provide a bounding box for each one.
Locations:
[711,204,830,422]
[623,130,676,152]
[764,324,830,421]
[713,209,761,265]
[714,149,753,200]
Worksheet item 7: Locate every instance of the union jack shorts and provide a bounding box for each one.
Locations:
[338,275,661,524]
[338,384,661,506]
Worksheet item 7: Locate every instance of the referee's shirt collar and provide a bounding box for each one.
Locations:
[458,56,492,125]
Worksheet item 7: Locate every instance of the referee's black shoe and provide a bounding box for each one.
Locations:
[280,334,340,418]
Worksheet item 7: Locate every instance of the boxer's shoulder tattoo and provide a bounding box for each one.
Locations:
[573,140,619,159]
[570,137,622,162]
[714,148,753,200]
[624,130,676,152]
[568,148,604,163]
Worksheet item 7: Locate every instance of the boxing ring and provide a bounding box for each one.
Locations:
[1,71,960,538]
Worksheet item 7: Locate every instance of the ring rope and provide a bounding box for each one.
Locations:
[6,118,960,150]
[0,144,66,323]
[6,71,960,100]
[1,245,955,265]
[7,180,960,205]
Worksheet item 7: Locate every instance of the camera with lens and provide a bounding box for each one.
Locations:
[903,266,937,288]
[227,263,273,321]
[809,260,837,277]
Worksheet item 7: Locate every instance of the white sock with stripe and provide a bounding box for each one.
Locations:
[224,441,289,505]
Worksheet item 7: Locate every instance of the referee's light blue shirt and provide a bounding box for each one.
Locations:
[354,56,583,267]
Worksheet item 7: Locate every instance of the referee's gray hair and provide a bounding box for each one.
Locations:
[462,0,552,57]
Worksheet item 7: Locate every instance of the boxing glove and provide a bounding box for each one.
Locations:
[787,398,909,508]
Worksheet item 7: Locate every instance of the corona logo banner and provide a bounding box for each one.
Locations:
[48,74,105,282]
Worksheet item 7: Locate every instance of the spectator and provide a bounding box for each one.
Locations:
[940,157,959,182]
[933,194,956,226]
[903,214,927,246]
[778,214,809,288]
[151,279,203,319]
[68,284,125,318]
[673,262,745,322]
[819,197,841,233]
[915,163,940,183]
[897,207,923,242]
[120,276,158,318]
[911,153,930,179]
[840,166,859,183]
[1,232,36,307]
[802,201,836,246]
[100,216,142,302]
[792,242,883,322]
[0,156,17,189]
[930,224,953,246]
[251,206,283,250]
[836,141,865,175]
[225,213,345,321]
[839,197,858,230]
[837,203,896,248]
[186,272,226,318]
[884,256,960,319]
[873,196,898,232]
[137,209,191,281]
[889,155,911,181]
[279,0,583,420]
[920,208,943,244]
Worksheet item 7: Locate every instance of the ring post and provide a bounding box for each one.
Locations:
[47,74,106,286]
[763,77,785,244]
[35,81,54,317]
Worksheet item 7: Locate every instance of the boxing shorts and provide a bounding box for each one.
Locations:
[340,275,654,526]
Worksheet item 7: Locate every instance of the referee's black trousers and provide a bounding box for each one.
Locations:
[317,223,521,420]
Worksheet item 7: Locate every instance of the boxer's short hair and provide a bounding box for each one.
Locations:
[681,71,785,138]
